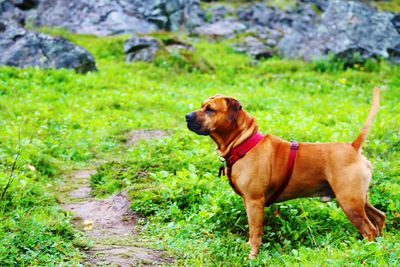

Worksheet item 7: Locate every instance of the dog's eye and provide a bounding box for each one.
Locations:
[205,106,215,113]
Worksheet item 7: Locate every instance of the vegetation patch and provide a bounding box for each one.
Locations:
[1,28,399,266]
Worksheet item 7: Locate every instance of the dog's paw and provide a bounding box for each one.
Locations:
[248,253,257,259]
[248,250,258,259]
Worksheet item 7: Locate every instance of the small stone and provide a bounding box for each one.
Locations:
[83,219,94,231]
[124,36,160,62]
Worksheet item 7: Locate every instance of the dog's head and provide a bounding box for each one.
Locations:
[185,94,242,136]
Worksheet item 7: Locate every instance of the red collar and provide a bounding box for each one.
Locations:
[225,131,264,167]
[218,131,264,180]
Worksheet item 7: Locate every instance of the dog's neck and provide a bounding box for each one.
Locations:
[211,109,258,157]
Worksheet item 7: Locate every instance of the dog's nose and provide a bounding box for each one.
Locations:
[185,112,196,121]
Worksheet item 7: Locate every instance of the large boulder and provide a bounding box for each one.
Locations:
[0,22,97,73]
[32,0,205,36]
[278,0,400,63]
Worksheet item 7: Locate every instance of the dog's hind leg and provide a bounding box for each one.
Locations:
[328,171,377,240]
[365,200,386,236]
[336,195,377,240]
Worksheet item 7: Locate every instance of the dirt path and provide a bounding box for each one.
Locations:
[59,130,172,266]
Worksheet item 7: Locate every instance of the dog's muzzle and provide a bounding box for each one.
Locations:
[185,112,209,135]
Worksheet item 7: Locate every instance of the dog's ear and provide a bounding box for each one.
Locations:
[226,98,242,122]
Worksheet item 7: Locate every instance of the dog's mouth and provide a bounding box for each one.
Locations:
[186,121,210,135]
[186,112,210,136]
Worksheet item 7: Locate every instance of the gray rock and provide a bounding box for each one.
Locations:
[233,27,284,59]
[278,0,400,64]
[207,5,234,23]
[162,38,193,53]
[10,0,36,10]
[33,0,157,36]
[31,0,205,36]
[193,19,247,39]
[237,4,277,27]
[0,22,96,73]
[129,0,205,31]
[392,13,400,34]
[236,3,315,31]
[235,2,319,42]
[388,43,400,64]
[233,36,274,59]
[0,0,26,26]
[124,36,160,62]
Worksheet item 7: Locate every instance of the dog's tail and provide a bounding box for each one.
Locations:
[351,87,380,151]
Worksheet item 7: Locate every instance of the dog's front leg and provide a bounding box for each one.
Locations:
[244,196,265,258]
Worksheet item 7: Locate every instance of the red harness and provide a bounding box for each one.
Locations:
[219,132,299,206]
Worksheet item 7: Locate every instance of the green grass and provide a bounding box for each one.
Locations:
[373,0,400,12]
[0,29,399,266]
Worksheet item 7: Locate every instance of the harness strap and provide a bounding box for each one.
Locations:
[265,141,299,206]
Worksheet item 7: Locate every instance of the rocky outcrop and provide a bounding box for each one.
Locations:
[31,0,205,36]
[0,22,96,73]
[278,1,400,64]
[1,0,399,65]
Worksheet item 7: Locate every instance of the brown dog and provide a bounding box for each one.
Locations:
[185,87,385,258]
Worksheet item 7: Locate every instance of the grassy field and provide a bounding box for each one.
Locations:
[0,29,399,266]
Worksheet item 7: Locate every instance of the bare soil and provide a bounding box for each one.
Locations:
[60,130,173,266]
[62,191,136,239]
[127,129,170,145]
